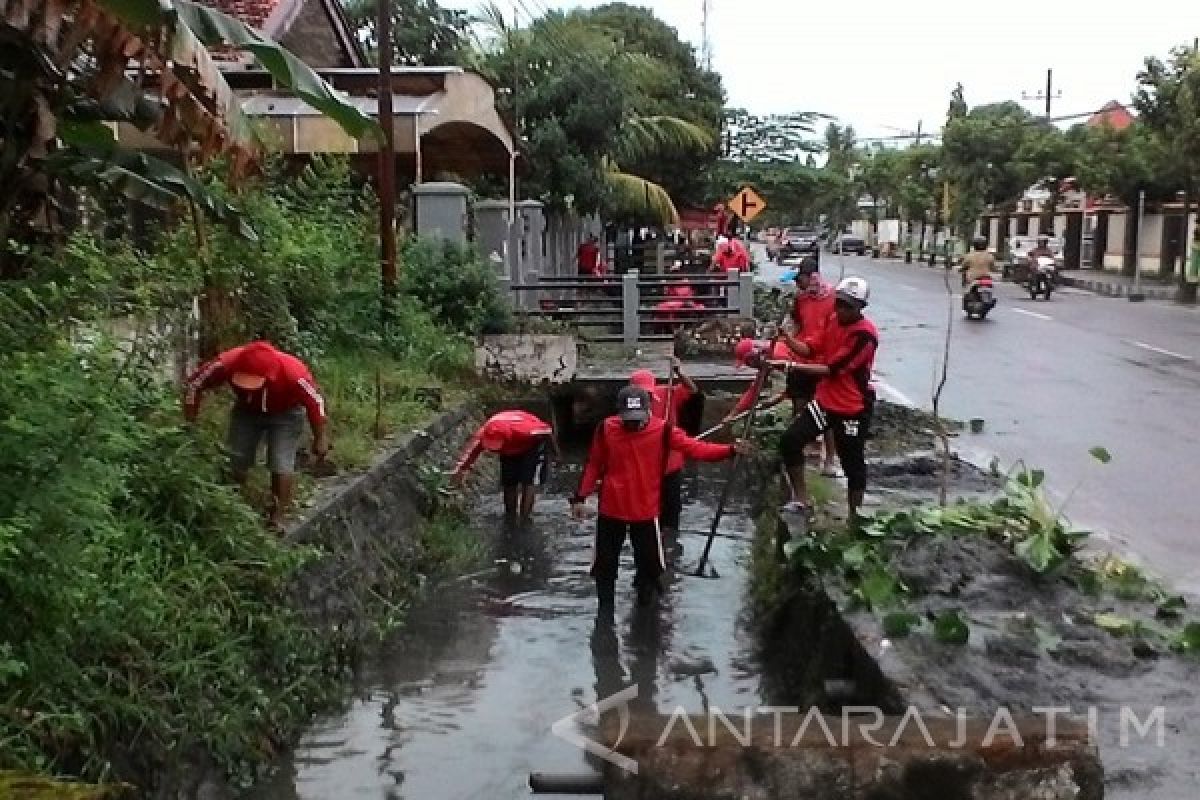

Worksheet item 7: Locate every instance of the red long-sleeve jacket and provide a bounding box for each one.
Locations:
[184,341,326,427]
[575,417,734,522]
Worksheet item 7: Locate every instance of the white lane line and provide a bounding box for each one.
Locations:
[1124,339,1194,361]
[873,378,918,408]
[899,285,919,292]
[1011,308,1053,321]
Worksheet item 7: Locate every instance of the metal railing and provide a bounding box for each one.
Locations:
[509,269,755,344]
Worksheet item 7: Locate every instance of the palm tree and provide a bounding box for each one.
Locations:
[465,5,714,225]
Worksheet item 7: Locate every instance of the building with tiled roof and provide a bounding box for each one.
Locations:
[1087,100,1135,132]
[197,0,364,67]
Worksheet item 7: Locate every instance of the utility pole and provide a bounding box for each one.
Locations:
[1022,68,1062,121]
[377,0,397,301]
[701,0,712,71]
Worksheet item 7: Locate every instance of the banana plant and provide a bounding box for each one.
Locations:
[1,0,377,258]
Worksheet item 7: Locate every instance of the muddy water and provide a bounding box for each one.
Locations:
[252,464,764,800]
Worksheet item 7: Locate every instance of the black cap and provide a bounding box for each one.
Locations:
[793,256,819,277]
[615,386,651,425]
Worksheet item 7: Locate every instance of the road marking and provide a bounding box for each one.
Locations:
[1011,308,1053,321]
[1125,339,1193,361]
[899,285,918,292]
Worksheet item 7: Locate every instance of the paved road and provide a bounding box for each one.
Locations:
[760,252,1200,594]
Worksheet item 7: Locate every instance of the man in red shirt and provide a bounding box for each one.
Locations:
[712,237,750,272]
[629,359,700,543]
[775,277,878,521]
[184,340,329,531]
[787,257,838,475]
[571,387,744,610]
[577,234,603,276]
[452,410,558,521]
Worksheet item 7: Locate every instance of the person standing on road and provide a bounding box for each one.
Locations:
[776,277,879,521]
[184,340,329,532]
[452,410,559,522]
[571,387,744,610]
[960,235,996,286]
[629,360,701,547]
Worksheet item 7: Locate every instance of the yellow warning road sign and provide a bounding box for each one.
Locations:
[728,186,766,223]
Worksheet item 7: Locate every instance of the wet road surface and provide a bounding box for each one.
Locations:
[253,467,763,800]
[760,252,1200,594]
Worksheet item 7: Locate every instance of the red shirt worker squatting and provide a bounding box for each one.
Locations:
[184,340,329,532]
[451,410,559,522]
[774,276,879,522]
[571,387,748,613]
[629,358,701,544]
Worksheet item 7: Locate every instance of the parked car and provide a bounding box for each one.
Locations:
[777,226,820,261]
[832,234,867,255]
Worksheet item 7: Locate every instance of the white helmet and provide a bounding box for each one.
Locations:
[835,276,870,308]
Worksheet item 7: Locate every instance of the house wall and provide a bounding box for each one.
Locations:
[279,0,352,68]
[1103,213,1126,271]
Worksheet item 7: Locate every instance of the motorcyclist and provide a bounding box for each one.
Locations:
[1026,233,1056,268]
[959,235,995,289]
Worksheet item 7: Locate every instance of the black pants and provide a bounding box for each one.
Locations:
[780,401,869,492]
[785,369,819,406]
[659,470,683,531]
[590,515,664,591]
[498,441,548,488]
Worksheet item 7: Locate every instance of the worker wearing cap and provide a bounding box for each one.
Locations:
[629,359,700,544]
[572,386,744,610]
[451,410,558,521]
[184,340,328,531]
[776,276,879,521]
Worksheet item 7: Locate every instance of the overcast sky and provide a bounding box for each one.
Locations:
[445,0,1200,141]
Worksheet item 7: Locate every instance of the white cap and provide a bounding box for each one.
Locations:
[835,276,870,307]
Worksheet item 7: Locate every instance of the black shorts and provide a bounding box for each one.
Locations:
[499,441,548,488]
[659,470,683,531]
[779,401,870,492]
[785,369,819,404]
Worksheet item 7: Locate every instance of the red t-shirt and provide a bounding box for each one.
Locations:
[713,241,750,272]
[184,341,326,427]
[665,281,695,299]
[454,411,552,474]
[815,317,878,415]
[791,280,836,359]
[577,241,601,275]
[576,417,733,522]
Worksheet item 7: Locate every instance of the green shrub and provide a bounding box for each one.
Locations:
[400,237,513,335]
[0,343,335,781]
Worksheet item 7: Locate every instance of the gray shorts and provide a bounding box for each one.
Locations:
[227,406,306,474]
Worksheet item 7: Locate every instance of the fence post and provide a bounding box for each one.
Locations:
[623,270,640,345]
[738,271,755,318]
[655,241,666,274]
[725,268,740,314]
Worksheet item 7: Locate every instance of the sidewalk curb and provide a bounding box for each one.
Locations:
[1059,274,1176,302]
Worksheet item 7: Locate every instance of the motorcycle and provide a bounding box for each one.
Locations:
[1030,256,1056,301]
[963,275,997,320]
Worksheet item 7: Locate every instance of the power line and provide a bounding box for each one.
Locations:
[855,105,1121,145]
